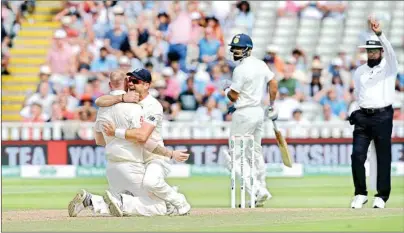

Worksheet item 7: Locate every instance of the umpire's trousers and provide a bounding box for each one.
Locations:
[350,105,393,202]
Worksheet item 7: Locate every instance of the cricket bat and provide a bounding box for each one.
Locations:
[272,120,293,168]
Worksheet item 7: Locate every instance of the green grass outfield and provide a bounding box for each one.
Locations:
[2,176,404,232]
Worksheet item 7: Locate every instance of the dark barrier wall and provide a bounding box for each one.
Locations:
[2,138,404,166]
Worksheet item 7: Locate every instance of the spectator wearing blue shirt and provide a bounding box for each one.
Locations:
[234,1,255,35]
[319,88,347,120]
[396,73,404,91]
[198,27,221,64]
[104,19,128,51]
[90,47,118,73]
[180,66,207,95]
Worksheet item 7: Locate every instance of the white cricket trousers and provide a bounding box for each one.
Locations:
[227,106,268,196]
[91,161,166,217]
[143,159,186,208]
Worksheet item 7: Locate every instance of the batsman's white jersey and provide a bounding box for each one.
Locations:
[228,56,274,197]
[231,56,274,109]
[92,90,166,216]
[139,94,188,209]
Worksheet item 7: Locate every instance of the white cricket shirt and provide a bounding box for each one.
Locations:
[94,90,145,163]
[353,33,398,109]
[230,56,275,109]
[139,94,168,163]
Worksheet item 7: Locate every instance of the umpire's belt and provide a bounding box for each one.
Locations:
[360,105,392,115]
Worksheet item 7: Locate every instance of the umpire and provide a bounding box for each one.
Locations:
[349,17,398,209]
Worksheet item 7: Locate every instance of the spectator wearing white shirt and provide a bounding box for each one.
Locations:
[314,104,342,122]
[21,82,56,120]
[234,1,254,35]
[318,1,347,20]
[23,103,47,123]
[299,1,324,19]
[288,108,310,138]
[195,97,223,122]
[275,87,300,121]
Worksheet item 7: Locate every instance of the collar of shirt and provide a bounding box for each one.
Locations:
[140,93,152,105]
[109,90,126,96]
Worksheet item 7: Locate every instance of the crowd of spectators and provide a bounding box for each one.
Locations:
[2,0,36,75]
[18,0,404,128]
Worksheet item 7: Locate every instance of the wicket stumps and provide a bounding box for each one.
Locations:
[230,134,255,208]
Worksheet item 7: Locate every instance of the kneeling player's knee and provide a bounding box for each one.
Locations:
[142,175,160,191]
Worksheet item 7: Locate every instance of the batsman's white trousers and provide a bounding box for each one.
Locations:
[91,161,166,217]
[228,106,268,196]
[143,159,186,208]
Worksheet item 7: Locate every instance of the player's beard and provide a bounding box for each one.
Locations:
[367,57,382,68]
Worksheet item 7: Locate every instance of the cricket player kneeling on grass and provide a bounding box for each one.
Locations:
[222,33,279,207]
[68,71,190,217]
[96,68,191,216]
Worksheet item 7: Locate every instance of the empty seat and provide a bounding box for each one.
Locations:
[300,19,321,28]
[260,1,279,8]
[256,10,276,19]
[349,1,369,9]
[252,28,271,37]
[276,18,298,28]
[373,1,391,9]
[175,111,196,121]
[254,18,271,28]
[298,27,320,36]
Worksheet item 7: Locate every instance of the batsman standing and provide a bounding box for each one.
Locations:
[349,17,398,209]
[223,33,278,207]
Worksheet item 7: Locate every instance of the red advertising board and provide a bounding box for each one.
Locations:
[2,138,404,166]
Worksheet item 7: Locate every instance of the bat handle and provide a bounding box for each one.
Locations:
[272,120,278,131]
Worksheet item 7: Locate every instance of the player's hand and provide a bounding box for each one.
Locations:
[172,149,190,162]
[368,16,382,35]
[266,105,278,121]
[102,121,116,136]
[123,91,139,103]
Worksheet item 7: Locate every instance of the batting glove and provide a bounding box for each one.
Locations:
[266,105,278,121]
[227,105,237,114]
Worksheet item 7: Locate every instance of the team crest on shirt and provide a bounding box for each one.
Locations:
[147,116,156,122]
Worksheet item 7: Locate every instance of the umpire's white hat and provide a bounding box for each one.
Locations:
[358,35,383,49]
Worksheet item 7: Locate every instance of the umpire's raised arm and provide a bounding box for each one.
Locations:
[371,17,398,76]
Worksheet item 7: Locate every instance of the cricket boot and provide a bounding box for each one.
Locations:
[255,187,272,207]
[238,188,272,208]
[176,193,191,216]
[372,197,386,209]
[350,195,368,209]
[168,192,191,216]
[103,190,124,217]
[166,186,179,215]
[68,189,92,217]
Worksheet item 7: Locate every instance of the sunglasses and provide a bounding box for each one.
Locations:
[128,77,141,84]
